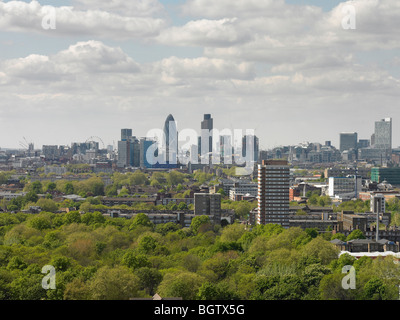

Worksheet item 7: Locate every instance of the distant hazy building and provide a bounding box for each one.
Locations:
[42,145,59,160]
[340,132,358,152]
[257,160,290,227]
[371,118,392,161]
[357,139,370,149]
[121,129,132,141]
[358,148,387,163]
[374,118,392,151]
[140,138,157,169]
[242,135,259,163]
[219,135,233,164]
[163,114,178,164]
[200,114,213,154]
[117,129,139,168]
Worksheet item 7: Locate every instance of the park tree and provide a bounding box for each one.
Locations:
[122,251,152,270]
[134,267,163,296]
[129,213,154,230]
[190,215,211,234]
[346,229,366,241]
[157,271,205,300]
[89,266,142,300]
[36,198,58,212]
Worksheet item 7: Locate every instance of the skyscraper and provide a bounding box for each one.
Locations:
[257,160,290,227]
[374,117,392,153]
[340,132,358,152]
[117,129,139,168]
[163,114,178,164]
[242,134,259,163]
[121,128,132,141]
[201,114,213,154]
[140,137,157,168]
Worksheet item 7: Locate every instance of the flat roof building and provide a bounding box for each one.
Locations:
[257,160,290,227]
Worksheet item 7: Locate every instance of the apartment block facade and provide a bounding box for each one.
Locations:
[257,160,290,227]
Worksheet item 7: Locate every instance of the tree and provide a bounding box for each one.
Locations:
[134,267,163,296]
[64,211,81,224]
[122,251,152,270]
[363,277,387,300]
[216,188,226,197]
[300,237,339,265]
[46,182,57,192]
[65,182,75,195]
[190,215,211,234]
[177,202,188,210]
[89,266,141,300]
[64,278,91,300]
[36,198,58,212]
[157,271,205,300]
[346,229,366,241]
[296,209,307,216]
[220,223,246,243]
[30,181,43,194]
[197,282,220,300]
[24,191,38,204]
[129,171,149,186]
[129,213,154,230]
[81,211,106,225]
[28,215,52,230]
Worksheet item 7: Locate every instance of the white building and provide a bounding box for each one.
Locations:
[328,177,362,200]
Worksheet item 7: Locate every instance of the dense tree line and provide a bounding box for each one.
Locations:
[0,210,399,300]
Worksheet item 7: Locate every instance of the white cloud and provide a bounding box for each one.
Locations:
[1,41,140,85]
[0,0,167,39]
[71,0,166,17]
[157,18,251,47]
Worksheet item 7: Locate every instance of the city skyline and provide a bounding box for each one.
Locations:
[0,0,399,149]
[2,113,396,155]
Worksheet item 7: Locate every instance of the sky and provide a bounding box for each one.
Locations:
[0,0,399,151]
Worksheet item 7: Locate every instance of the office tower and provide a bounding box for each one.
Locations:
[117,129,139,168]
[357,139,370,149]
[140,137,157,168]
[242,135,259,162]
[374,117,392,153]
[340,132,358,152]
[371,167,400,185]
[220,135,233,164]
[194,193,221,223]
[117,140,131,167]
[163,114,178,164]
[325,141,332,147]
[131,138,140,167]
[121,129,132,141]
[257,160,290,227]
[201,114,213,154]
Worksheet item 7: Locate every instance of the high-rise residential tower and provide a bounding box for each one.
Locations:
[257,160,290,227]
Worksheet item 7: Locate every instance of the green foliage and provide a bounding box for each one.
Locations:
[129,213,154,230]
[346,229,366,241]
[1,195,399,301]
[190,215,211,234]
